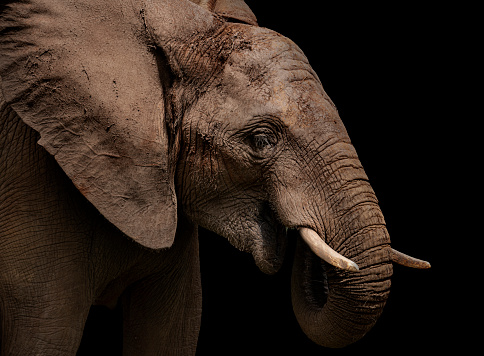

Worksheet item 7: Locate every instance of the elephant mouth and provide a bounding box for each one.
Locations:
[293,238,330,309]
[250,206,360,276]
[251,211,360,278]
[249,204,287,275]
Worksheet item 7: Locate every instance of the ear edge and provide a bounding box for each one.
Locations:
[214,0,258,26]
[0,1,179,250]
[189,0,258,25]
[1,76,178,250]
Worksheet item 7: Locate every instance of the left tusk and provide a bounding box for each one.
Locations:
[299,228,359,272]
[390,248,431,269]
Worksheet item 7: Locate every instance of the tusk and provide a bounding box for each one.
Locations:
[390,248,431,269]
[299,228,359,272]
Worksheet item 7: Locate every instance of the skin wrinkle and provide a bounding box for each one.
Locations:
[326,196,381,250]
[331,280,391,309]
[283,138,367,244]
[324,181,373,217]
[293,162,328,235]
[299,140,350,198]
[218,144,239,189]
[320,155,361,192]
[323,170,369,212]
[333,220,386,259]
[330,177,372,201]
[175,23,247,97]
[352,244,391,270]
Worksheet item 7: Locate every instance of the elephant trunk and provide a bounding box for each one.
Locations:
[289,154,393,348]
[291,225,392,347]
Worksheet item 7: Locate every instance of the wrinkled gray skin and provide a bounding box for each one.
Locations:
[0,0,392,354]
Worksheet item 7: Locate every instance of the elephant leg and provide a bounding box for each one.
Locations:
[0,283,91,355]
[121,219,202,356]
[0,109,94,355]
[0,222,93,355]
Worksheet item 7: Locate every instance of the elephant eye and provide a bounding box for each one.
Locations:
[252,134,273,150]
[248,130,278,157]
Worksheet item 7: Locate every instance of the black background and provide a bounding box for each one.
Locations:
[80,2,464,355]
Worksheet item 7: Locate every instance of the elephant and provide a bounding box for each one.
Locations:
[0,0,430,354]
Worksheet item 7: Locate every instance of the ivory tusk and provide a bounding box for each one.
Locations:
[299,228,359,272]
[390,248,431,269]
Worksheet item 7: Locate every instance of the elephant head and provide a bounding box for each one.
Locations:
[168,25,429,346]
[0,0,429,348]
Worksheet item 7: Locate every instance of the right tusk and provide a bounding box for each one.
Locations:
[299,227,359,272]
[390,248,431,269]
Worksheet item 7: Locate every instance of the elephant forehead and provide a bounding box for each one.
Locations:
[227,27,315,86]
[214,25,344,136]
[223,61,336,129]
[224,28,334,118]
[228,26,305,65]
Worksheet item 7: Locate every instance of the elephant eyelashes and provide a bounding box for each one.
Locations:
[252,133,275,150]
[247,130,278,158]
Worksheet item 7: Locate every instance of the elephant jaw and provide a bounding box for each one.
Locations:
[250,216,287,275]
[226,205,288,276]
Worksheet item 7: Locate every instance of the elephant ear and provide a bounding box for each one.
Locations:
[0,0,219,249]
[190,0,258,25]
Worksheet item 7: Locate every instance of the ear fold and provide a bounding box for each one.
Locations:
[190,0,258,25]
[0,1,202,249]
